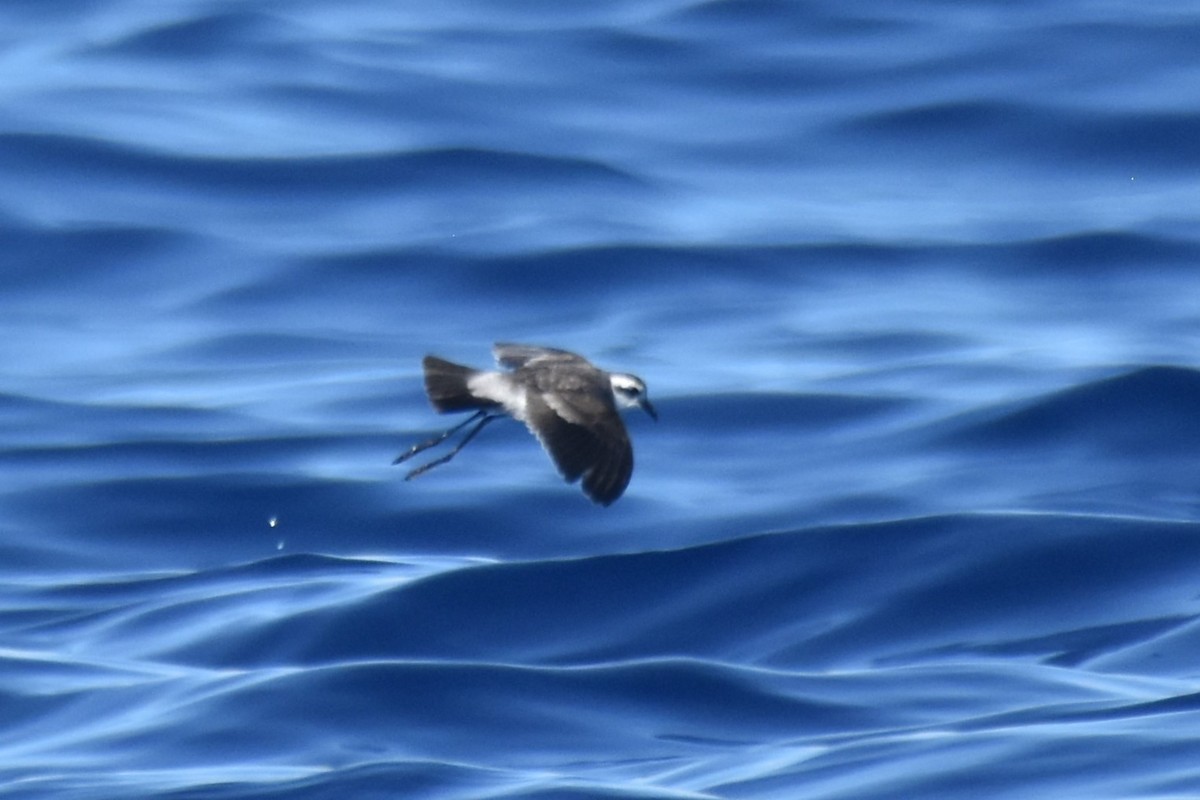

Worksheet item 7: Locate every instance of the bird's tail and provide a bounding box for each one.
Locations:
[422,355,482,413]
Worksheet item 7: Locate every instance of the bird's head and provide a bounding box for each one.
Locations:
[610,373,657,421]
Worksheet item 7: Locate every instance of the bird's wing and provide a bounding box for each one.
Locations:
[522,391,633,506]
[493,342,589,370]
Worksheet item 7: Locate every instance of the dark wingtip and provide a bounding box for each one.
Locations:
[589,491,620,507]
[581,462,630,507]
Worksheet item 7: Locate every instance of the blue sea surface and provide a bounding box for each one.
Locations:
[4,1,1200,797]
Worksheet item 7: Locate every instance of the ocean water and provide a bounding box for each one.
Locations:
[4,0,1200,797]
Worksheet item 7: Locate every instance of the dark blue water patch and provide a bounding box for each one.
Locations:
[317,384,411,421]
[1087,613,1200,678]
[2,433,365,477]
[774,235,1200,278]
[157,514,1200,675]
[938,365,1200,456]
[750,727,1200,800]
[315,240,965,295]
[0,134,645,199]
[1071,110,1200,170]
[139,659,882,768]
[912,614,1197,669]
[831,98,1200,171]
[0,223,189,293]
[153,769,702,800]
[195,243,831,332]
[1036,15,1200,74]
[1043,688,1200,727]
[781,515,1200,669]
[5,472,381,569]
[808,330,976,360]
[2,553,414,670]
[152,760,516,800]
[0,393,265,449]
[187,242,878,343]
[89,10,287,60]
[158,332,372,366]
[287,243,817,303]
[164,516,936,667]
[1002,230,1200,273]
[6,455,675,572]
[500,787,738,800]
[667,392,910,434]
[569,25,710,72]
[0,391,73,427]
[0,654,112,731]
[604,39,834,102]
[187,251,439,316]
[496,789,692,800]
[210,237,1122,326]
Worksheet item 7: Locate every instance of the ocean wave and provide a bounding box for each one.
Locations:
[941,365,1200,454]
[87,513,1193,675]
[0,133,645,197]
[6,513,1200,797]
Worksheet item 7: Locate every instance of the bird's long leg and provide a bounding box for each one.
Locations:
[401,413,499,480]
[393,410,487,465]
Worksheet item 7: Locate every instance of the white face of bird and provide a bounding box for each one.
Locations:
[609,373,658,420]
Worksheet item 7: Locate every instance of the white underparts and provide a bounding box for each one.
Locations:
[468,371,528,419]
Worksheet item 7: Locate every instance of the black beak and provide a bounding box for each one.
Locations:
[640,398,658,421]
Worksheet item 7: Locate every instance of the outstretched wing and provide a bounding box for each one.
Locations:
[493,342,590,370]
[522,391,633,506]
